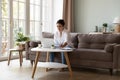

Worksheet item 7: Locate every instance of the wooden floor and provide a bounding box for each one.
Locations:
[0,59,120,80]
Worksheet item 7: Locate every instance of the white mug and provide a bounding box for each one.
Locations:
[38,44,42,48]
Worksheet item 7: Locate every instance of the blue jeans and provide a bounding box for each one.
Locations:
[50,52,66,64]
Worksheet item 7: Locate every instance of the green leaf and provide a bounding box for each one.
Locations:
[16,32,30,42]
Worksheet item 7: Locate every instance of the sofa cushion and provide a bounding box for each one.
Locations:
[71,49,112,62]
[78,43,90,48]
[29,41,41,47]
[104,43,116,53]
[78,34,120,49]
[106,34,120,43]
[78,43,105,49]
[78,34,106,49]
[67,33,78,48]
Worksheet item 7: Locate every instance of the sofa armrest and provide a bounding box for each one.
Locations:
[25,41,41,60]
[104,43,116,53]
[113,44,120,69]
[25,41,30,52]
[25,41,41,51]
[25,41,30,59]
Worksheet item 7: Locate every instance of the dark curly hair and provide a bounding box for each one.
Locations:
[56,19,65,26]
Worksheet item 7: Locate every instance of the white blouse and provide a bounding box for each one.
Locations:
[54,29,70,47]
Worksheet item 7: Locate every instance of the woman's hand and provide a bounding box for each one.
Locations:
[60,42,67,48]
[60,44,64,48]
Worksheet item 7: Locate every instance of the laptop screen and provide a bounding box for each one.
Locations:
[41,38,54,48]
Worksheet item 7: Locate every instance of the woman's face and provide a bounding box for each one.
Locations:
[57,23,64,32]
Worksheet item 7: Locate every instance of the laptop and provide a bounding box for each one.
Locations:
[40,38,54,48]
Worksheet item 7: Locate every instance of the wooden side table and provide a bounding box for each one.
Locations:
[8,48,24,66]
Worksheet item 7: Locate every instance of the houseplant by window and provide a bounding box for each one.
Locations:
[16,32,30,50]
[102,23,108,32]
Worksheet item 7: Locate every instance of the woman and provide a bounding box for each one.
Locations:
[50,19,69,64]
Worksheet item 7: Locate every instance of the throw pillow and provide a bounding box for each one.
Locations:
[29,41,41,47]
[67,33,78,48]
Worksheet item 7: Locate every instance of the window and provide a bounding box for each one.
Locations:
[30,0,63,40]
[13,0,26,40]
[30,0,42,40]
[0,0,63,59]
[0,0,26,57]
[42,0,52,32]
[0,0,9,57]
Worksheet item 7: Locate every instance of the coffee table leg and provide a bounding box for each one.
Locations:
[32,52,40,78]
[46,52,49,62]
[46,52,49,72]
[64,52,73,77]
[8,51,12,66]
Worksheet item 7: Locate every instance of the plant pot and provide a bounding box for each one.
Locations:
[18,44,25,50]
[103,27,107,32]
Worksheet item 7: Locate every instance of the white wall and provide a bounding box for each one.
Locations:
[74,0,120,33]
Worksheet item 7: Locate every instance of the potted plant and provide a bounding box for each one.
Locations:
[51,44,55,49]
[102,23,108,32]
[15,32,30,50]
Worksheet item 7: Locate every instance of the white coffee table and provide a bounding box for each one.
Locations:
[31,47,73,78]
